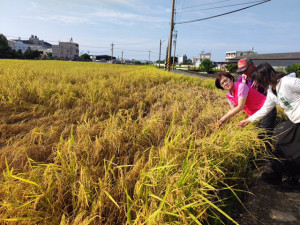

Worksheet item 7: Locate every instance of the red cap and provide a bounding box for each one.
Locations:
[237,58,253,73]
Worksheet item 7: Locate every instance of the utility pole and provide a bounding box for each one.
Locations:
[172,30,177,69]
[158,39,165,69]
[165,44,168,70]
[122,51,124,63]
[111,42,114,63]
[167,0,176,72]
[148,51,151,64]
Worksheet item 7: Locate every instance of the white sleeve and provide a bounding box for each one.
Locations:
[286,72,296,78]
[248,92,276,122]
[288,77,300,94]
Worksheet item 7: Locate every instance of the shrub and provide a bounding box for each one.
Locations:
[198,58,216,73]
[285,63,300,78]
[212,68,227,72]
[225,63,238,73]
[275,67,286,73]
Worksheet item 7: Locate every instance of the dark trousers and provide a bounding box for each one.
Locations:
[272,119,300,178]
[256,108,277,150]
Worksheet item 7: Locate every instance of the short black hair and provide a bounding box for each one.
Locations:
[215,72,234,90]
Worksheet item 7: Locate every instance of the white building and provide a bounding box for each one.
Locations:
[8,40,29,52]
[193,52,211,67]
[178,54,187,64]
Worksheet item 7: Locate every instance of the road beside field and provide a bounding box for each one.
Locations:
[170,69,217,79]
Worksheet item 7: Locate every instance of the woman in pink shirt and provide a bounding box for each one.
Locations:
[215,72,276,130]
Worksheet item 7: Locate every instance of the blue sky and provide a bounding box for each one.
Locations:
[1,0,300,61]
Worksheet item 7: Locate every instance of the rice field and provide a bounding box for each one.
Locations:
[0,60,268,224]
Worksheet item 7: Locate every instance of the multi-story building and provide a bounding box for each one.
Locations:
[225,49,257,61]
[52,38,79,59]
[178,54,187,64]
[193,52,211,66]
[12,35,52,55]
[14,35,52,54]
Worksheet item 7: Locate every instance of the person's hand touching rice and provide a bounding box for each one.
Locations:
[218,116,228,127]
[238,119,251,127]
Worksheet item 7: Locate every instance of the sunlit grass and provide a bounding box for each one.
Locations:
[0,60,270,224]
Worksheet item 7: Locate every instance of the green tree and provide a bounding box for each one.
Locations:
[225,63,238,73]
[46,52,52,59]
[80,53,91,61]
[0,34,11,58]
[170,56,178,64]
[134,61,142,65]
[24,49,41,59]
[285,63,300,78]
[8,49,17,59]
[183,59,193,65]
[16,49,24,59]
[198,58,215,73]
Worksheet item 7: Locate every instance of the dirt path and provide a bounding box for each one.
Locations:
[234,170,300,225]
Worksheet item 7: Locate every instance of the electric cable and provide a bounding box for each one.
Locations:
[176,0,186,26]
[178,0,266,13]
[80,45,110,49]
[177,0,270,24]
[182,0,232,10]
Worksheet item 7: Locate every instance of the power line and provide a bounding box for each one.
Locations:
[80,45,110,49]
[88,50,111,54]
[114,48,159,54]
[176,0,187,25]
[174,0,181,23]
[177,0,270,25]
[177,0,265,13]
[112,41,151,46]
[182,0,232,10]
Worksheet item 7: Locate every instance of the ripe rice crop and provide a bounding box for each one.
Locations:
[0,60,268,224]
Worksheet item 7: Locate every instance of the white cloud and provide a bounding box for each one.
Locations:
[25,5,167,27]
[28,1,38,10]
[34,15,93,25]
[91,9,168,24]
